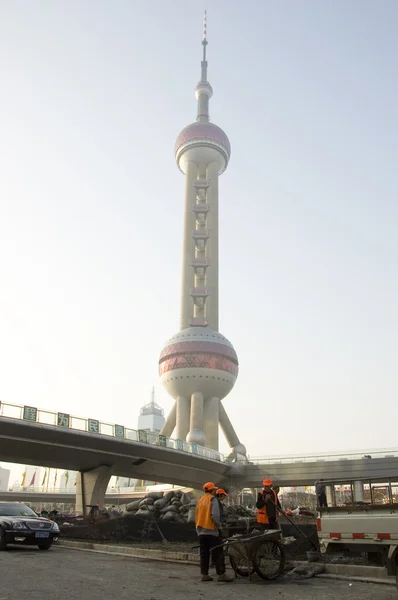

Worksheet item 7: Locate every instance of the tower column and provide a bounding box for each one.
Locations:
[203,396,220,450]
[186,392,205,446]
[205,161,219,331]
[181,161,198,330]
[176,396,190,442]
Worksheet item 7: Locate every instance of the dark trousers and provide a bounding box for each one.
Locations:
[258,518,278,531]
[199,535,225,575]
[318,492,328,508]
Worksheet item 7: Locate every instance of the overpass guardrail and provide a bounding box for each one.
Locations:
[250,448,398,465]
[3,486,184,495]
[0,400,224,462]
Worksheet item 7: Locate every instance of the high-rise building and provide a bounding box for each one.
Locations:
[158,14,246,457]
[137,387,165,434]
[0,466,10,491]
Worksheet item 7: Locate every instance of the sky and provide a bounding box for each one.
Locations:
[0,0,397,482]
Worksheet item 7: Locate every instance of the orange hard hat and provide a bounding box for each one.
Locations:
[203,481,216,492]
[262,478,273,486]
[216,488,228,497]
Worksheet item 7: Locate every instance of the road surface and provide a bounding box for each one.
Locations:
[0,545,396,600]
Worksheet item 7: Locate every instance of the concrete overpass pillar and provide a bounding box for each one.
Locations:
[353,480,365,503]
[75,466,112,515]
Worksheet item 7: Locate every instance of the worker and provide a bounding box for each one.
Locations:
[195,482,233,583]
[216,488,228,525]
[315,479,328,507]
[256,478,281,530]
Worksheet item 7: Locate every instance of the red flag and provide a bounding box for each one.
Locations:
[29,471,36,487]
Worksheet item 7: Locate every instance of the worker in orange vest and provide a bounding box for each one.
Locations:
[256,478,281,530]
[195,482,233,583]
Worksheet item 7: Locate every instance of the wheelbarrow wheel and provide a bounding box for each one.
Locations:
[229,555,255,577]
[253,540,285,580]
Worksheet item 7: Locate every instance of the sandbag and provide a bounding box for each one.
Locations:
[135,508,150,517]
[146,492,164,500]
[159,504,178,514]
[126,500,141,511]
[187,502,196,524]
[162,511,180,521]
[154,498,168,509]
[139,498,154,507]
[163,491,175,503]
[174,490,182,499]
[179,505,189,514]
[180,493,191,505]
[171,499,182,507]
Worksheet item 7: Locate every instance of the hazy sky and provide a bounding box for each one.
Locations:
[1,0,397,481]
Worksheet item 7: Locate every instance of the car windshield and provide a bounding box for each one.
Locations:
[0,503,37,517]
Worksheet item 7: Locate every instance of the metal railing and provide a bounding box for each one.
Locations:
[250,448,398,465]
[0,400,224,462]
[3,485,186,495]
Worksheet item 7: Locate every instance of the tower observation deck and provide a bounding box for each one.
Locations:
[158,13,246,458]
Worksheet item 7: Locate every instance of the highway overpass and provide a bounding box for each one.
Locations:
[2,401,398,511]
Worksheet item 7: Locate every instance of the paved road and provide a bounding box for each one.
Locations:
[0,546,396,600]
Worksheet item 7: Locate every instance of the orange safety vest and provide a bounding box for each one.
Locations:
[257,490,278,524]
[195,493,217,530]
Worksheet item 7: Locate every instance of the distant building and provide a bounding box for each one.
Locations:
[134,388,165,489]
[0,466,10,491]
[137,387,165,434]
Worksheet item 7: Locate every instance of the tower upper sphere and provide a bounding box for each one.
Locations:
[175,122,231,174]
[175,11,231,175]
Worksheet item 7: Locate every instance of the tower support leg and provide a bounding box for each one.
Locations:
[219,403,246,457]
[160,403,176,438]
[203,397,220,450]
[186,392,205,445]
[176,396,190,441]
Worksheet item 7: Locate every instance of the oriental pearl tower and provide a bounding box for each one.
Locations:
[158,13,246,458]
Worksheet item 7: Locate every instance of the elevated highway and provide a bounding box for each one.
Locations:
[1,401,398,510]
[0,416,228,490]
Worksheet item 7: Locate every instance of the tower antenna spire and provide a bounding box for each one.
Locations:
[201,10,208,80]
[196,10,212,122]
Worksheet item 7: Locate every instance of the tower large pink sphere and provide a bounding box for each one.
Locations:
[159,327,239,401]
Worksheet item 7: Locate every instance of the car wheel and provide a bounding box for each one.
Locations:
[38,542,53,550]
[0,528,7,551]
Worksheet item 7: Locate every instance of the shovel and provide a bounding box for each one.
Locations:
[143,499,168,545]
[275,504,319,553]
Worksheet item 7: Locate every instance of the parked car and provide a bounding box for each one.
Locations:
[0,502,60,550]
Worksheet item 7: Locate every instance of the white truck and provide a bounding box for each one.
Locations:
[317,477,398,590]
